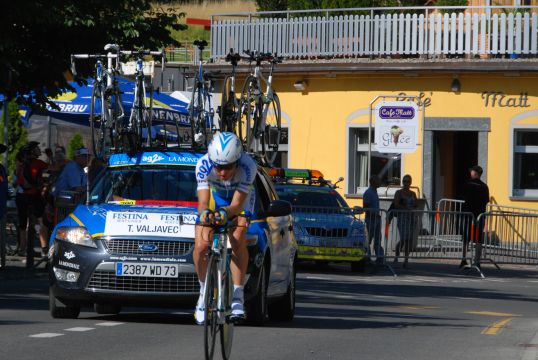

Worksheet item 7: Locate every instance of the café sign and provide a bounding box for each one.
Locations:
[374,101,419,154]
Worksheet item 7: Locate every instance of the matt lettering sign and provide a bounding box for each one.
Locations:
[104,212,196,238]
[374,101,419,154]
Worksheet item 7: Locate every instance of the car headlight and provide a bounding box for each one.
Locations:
[56,227,96,248]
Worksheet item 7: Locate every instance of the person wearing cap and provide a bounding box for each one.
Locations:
[52,147,90,197]
[460,165,490,269]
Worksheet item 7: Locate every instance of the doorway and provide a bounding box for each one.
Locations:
[432,131,478,205]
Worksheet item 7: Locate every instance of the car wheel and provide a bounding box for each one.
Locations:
[246,262,268,326]
[269,263,296,322]
[94,303,121,315]
[350,259,366,272]
[49,287,80,319]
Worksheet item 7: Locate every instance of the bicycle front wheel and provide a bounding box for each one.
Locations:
[238,75,259,152]
[90,83,107,159]
[204,254,219,360]
[261,92,282,166]
[190,82,208,148]
[220,266,234,360]
[219,76,238,135]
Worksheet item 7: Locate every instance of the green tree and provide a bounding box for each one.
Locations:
[1,1,186,107]
[257,0,288,11]
[67,133,85,160]
[0,101,28,178]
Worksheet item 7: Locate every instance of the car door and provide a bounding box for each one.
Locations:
[256,171,293,296]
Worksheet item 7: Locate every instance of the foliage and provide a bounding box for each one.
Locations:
[435,0,467,13]
[67,133,85,160]
[0,101,28,178]
[257,0,431,14]
[257,0,288,12]
[1,1,187,107]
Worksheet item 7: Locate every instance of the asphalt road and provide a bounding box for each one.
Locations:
[2,260,538,360]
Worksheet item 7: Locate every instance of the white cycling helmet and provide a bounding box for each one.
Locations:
[207,132,242,165]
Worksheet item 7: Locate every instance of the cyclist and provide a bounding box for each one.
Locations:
[194,132,256,324]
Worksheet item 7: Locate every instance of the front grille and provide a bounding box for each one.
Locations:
[304,227,348,237]
[103,239,193,256]
[87,271,200,293]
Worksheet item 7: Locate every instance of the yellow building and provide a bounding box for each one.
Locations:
[199,4,538,210]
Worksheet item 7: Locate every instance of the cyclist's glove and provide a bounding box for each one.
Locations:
[198,209,213,224]
[215,208,228,225]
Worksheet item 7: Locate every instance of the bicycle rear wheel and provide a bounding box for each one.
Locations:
[261,92,282,166]
[220,266,234,360]
[190,82,208,148]
[204,254,218,360]
[90,83,109,159]
[239,75,259,152]
[219,76,238,135]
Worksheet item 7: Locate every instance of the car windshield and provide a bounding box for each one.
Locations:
[89,166,197,205]
[276,188,348,208]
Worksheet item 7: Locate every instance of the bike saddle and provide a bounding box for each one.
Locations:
[203,71,221,80]
[104,44,120,52]
[225,49,241,64]
[193,39,208,49]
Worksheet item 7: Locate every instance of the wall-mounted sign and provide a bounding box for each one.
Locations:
[481,92,530,108]
[374,101,419,154]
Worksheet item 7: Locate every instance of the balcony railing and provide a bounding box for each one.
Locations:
[210,6,538,60]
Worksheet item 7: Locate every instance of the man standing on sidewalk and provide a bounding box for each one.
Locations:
[363,175,384,265]
[460,165,490,269]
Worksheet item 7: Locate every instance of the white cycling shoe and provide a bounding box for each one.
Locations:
[194,296,205,325]
[230,299,245,320]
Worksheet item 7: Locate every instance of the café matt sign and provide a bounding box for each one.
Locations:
[374,101,419,153]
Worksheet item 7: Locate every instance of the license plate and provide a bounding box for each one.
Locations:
[115,262,179,278]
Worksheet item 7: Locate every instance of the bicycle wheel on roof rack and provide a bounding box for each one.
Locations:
[238,75,259,152]
[260,92,282,167]
[190,81,208,149]
[219,76,239,135]
[90,83,111,159]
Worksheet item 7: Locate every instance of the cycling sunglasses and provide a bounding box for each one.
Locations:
[214,162,237,171]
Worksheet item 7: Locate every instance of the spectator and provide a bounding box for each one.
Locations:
[19,141,49,257]
[44,148,53,165]
[363,175,384,265]
[392,174,418,268]
[53,147,90,197]
[0,144,8,250]
[460,165,490,270]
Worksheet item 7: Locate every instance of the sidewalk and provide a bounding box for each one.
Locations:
[0,254,48,280]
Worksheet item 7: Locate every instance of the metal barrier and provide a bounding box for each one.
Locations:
[290,205,368,266]
[384,209,475,264]
[477,211,538,270]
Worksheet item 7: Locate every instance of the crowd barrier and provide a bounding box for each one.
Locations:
[287,201,538,278]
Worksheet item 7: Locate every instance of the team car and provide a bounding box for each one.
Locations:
[48,151,298,324]
[268,168,368,271]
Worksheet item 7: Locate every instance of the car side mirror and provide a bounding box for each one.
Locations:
[262,200,292,218]
[352,206,364,215]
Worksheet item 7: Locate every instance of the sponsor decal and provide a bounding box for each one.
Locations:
[64,251,76,260]
[59,260,80,270]
[142,154,165,164]
[105,212,195,238]
[197,158,212,180]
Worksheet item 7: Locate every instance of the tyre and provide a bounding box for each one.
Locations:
[245,262,268,326]
[220,266,234,360]
[189,82,208,149]
[49,287,80,319]
[94,303,121,315]
[269,262,295,322]
[219,76,236,134]
[204,255,218,359]
[90,83,106,159]
[261,92,282,166]
[239,76,259,152]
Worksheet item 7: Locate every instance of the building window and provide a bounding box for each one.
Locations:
[348,128,402,194]
[513,129,538,197]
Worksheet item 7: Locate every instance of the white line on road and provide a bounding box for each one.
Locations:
[29,333,64,338]
[64,327,95,332]
[95,322,124,327]
[306,276,331,280]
